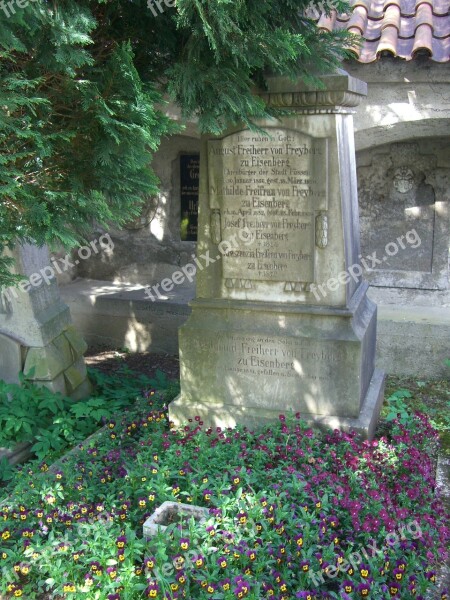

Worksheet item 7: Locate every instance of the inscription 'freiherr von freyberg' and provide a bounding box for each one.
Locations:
[208,128,328,285]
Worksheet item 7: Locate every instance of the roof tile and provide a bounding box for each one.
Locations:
[348,6,369,33]
[314,0,450,62]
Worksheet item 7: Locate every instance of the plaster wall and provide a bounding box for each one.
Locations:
[345,60,450,151]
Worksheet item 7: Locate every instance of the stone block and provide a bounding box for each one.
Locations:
[143,502,208,539]
[174,286,376,419]
[358,141,449,291]
[64,357,88,394]
[171,369,385,441]
[0,243,72,347]
[69,377,92,401]
[0,334,23,384]
[64,325,88,360]
[51,332,74,371]
[38,373,68,396]
[23,344,66,381]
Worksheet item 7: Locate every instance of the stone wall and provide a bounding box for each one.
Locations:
[74,134,200,286]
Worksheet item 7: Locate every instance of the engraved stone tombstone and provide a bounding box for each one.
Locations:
[358,142,449,290]
[169,72,385,439]
[0,243,91,398]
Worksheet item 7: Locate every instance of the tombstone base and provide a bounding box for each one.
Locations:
[169,284,385,440]
[169,368,384,440]
[0,326,92,400]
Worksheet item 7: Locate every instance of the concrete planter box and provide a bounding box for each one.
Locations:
[0,442,33,466]
[143,501,209,539]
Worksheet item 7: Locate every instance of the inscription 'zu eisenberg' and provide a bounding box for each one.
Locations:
[192,334,339,383]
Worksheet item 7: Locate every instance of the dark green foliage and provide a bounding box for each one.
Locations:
[0,367,178,467]
[0,0,356,286]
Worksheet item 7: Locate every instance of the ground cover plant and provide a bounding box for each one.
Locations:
[0,367,178,485]
[0,386,448,600]
[383,361,450,456]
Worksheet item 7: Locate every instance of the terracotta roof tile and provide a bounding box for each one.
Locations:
[312,0,450,62]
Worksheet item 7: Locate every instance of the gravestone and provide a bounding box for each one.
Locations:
[169,72,385,439]
[358,141,449,290]
[0,243,91,398]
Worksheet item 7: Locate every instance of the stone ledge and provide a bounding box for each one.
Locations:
[0,442,33,467]
[260,72,368,110]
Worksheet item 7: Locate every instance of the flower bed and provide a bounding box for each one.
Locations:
[0,393,448,599]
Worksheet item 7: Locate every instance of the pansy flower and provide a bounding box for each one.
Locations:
[396,558,407,571]
[90,560,102,574]
[220,578,231,591]
[237,511,248,525]
[180,537,189,550]
[342,580,354,594]
[176,571,186,585]
[193,554,204,568]
[300,560,310,572]
[389,582,400,596]
[172,554,185,570]
[107,566,117,579]
[408,582,417,595]
[358,582,370,596]
[145,581,159,598]
[233,580,250,598]
[360,563,370,578]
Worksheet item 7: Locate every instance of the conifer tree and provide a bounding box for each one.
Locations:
[0,0,354,287]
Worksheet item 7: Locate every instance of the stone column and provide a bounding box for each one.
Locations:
[0,243,91,399]
[169,72,385,439]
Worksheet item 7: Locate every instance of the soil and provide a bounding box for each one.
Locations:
[84,349,180,381]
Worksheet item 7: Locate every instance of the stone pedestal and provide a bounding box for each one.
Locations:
[170,72,385,439]
[0,243,91,398]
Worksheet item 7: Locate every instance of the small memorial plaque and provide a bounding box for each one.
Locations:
[180,154,200,241]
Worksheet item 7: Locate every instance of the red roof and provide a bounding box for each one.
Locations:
[315,0,449,62]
